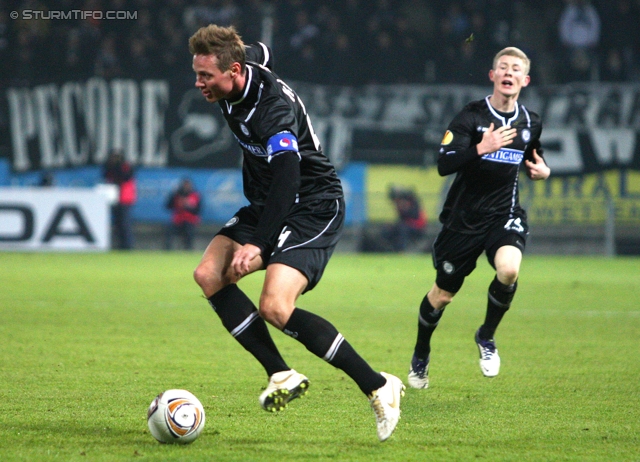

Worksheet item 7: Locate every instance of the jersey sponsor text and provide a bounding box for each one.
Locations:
[482,148,524,165]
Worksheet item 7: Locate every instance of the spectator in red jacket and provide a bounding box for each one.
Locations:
[103,149,136,250]
[165,178,202,250]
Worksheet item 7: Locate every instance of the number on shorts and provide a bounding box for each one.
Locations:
[277,226,292,248]
[504,217,524,232]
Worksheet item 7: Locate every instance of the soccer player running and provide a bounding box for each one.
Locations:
[408,47,551,389]
[189,25,404,441]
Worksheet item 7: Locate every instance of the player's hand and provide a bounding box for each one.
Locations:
[231,243,262,277]
[477,122,517,155]
[524,149,551,180]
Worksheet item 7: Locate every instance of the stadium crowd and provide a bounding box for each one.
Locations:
[1,0,639,87]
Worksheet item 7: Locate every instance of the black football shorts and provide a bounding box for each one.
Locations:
[217,197,345,292]
[432,215,528,293]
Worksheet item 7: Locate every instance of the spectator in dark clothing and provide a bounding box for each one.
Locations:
[164,178,202,250]
[103,149,136,250]
[599,0,639,82]
[3,0,639,87]
[557,0,601,82]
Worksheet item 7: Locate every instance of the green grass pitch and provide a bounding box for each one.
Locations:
[0,252,638,461]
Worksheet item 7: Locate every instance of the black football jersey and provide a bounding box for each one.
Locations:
[217,43,343,207]
[437,96,543,233]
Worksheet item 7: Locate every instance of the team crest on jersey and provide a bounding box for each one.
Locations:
[224,216,239,227]
[441,130,454,145]
[240,123,250,136]
[521,128,531,142]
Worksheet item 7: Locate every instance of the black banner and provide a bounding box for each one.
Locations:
[2,79,640,174]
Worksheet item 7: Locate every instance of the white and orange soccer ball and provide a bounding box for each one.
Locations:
[147,389,205,444]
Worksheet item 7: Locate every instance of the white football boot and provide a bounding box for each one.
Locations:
[408,355,430,389]
[475,330,501,377]
[259,369,309,412]
[368,372,405,442]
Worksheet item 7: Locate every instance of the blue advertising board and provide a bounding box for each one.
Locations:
[0,159,367,225]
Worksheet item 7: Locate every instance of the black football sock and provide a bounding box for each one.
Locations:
[208,284,288,377]
[413,294,445,361]
[478,276,517,340]
[283,308,386,396]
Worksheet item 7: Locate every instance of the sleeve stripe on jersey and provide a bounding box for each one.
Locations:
[258,42,270,67]
[245,82,264,122]
[228,66,254,110]
[521,105,532,127]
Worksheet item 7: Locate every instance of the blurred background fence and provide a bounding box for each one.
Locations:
[1,0,639,254]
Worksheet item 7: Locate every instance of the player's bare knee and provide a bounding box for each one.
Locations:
[258,305,282,328]
[258,293,278,318]
[435,293,454,308]
[258,293,291,329]
[193,265,205,286]
[429,286,455,308]
[497,267,519,286]
[193,263,235,295]
[193,264,214,290]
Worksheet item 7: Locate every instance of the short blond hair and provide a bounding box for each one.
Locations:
[493,47,530,76]
[188,24,246,72]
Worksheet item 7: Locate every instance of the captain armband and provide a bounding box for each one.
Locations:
[266,132,301,162]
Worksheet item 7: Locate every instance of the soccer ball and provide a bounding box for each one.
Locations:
[147,389,206,444]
